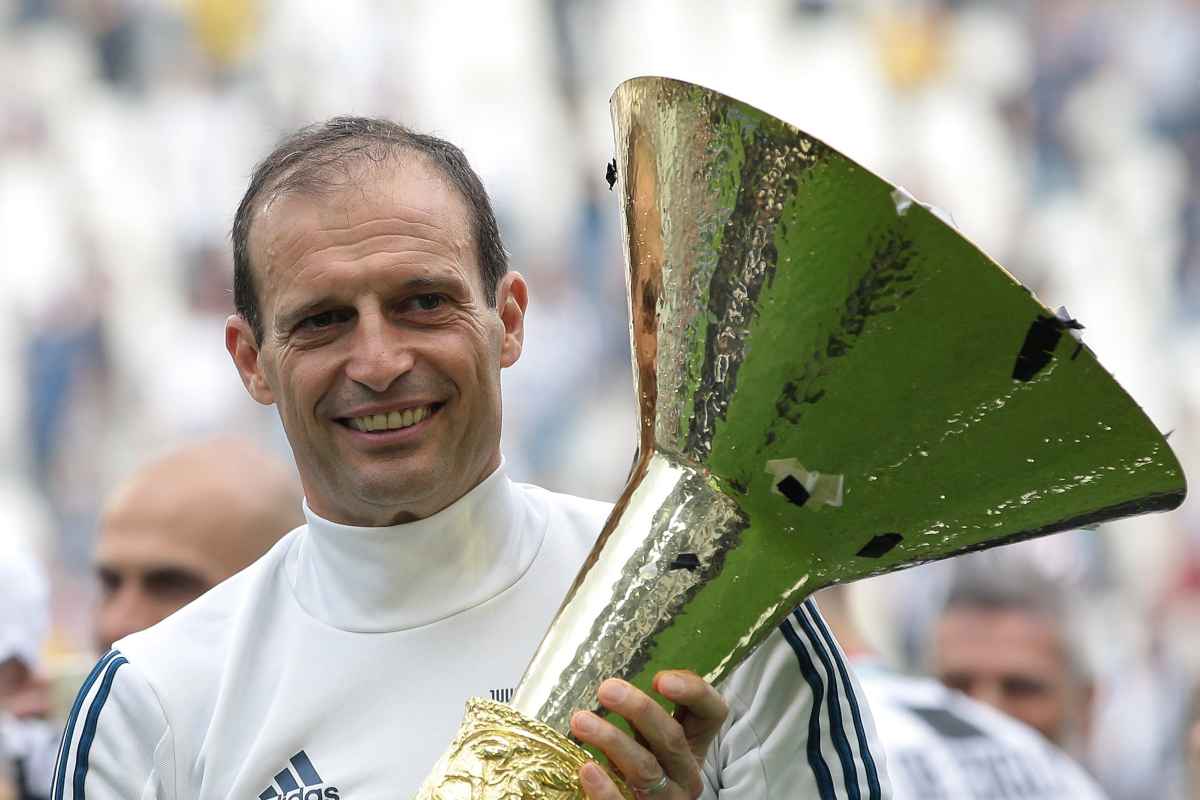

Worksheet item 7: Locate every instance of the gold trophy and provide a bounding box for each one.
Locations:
[416,77,1187,798]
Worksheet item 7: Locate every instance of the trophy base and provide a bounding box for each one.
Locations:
[415,698,634,799]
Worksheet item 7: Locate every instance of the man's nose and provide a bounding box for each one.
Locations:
[344,312,415,393]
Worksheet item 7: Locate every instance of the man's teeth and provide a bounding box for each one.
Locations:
[348,406,433,433]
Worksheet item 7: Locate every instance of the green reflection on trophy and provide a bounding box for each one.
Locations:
[416,77,1186,799]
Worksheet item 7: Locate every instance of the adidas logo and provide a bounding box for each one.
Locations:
[257,751,339,800]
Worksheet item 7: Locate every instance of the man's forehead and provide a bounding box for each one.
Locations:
[101,484,227,551]
[938,609,1066,659]
[97,510,266,588]
[96,518,213,570]
[253,159,473,253]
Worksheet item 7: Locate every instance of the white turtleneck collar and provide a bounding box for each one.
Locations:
[286,465,546,633]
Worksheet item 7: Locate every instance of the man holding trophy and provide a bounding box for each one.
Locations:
[54,78,1184,800]
[52,113,886,799]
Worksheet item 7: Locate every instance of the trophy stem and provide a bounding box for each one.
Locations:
[512,451,748,733]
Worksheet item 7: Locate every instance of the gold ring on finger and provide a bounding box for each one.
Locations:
[635,773,670,796]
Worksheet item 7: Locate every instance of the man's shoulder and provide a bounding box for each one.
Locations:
[114,529,299,697]
[862,667,1040,745]
[856,665,1108,798]
[857,665,1013,737]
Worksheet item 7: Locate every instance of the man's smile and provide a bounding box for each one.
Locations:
[338,403,443,433]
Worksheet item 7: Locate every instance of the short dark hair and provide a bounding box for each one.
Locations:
[231,116,509,342]
[942,556,1066,620]
[934,553,1091,679]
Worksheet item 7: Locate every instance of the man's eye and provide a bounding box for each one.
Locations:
[414,294,443,311]
[940,673,972,694]
[143,569,209,601]
[299,309,352,330]
[96,568,121,597]
[1002,676,1049,698]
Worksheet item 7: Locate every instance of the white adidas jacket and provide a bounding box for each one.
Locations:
[53,467,889,799]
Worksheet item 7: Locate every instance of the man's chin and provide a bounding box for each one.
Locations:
[317,448,483,523]
[342,472,448,523]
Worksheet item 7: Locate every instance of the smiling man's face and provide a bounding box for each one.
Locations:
[227,156,527,525]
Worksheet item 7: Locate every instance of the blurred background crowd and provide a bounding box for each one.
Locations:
[1,0,1199,797]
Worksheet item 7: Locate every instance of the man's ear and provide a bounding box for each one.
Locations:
[225,315,275,405]
[496,272,528,368]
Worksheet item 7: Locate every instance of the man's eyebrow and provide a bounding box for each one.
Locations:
[382,273,470,297]
[401,275,455,292]
[276,298,338,330]
[142,566,210,590]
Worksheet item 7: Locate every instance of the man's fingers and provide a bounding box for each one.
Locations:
[579,762,627,800]
[571,674,727,798]
[572,708,685,795]
[597,678,703,793]
[653,670,728,758]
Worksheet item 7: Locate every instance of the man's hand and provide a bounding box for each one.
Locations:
[570,671,728,799]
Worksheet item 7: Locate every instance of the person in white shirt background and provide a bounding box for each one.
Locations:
[926,557,1094,759]
[817,584,1107,800]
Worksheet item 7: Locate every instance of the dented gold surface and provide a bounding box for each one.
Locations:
[414,699,632,800]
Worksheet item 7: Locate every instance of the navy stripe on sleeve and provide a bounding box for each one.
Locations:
[72,654,128,800]
[780,617,837,800]
[53,650,119,800]
[793,606,862,800]
[804,600,883,800]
